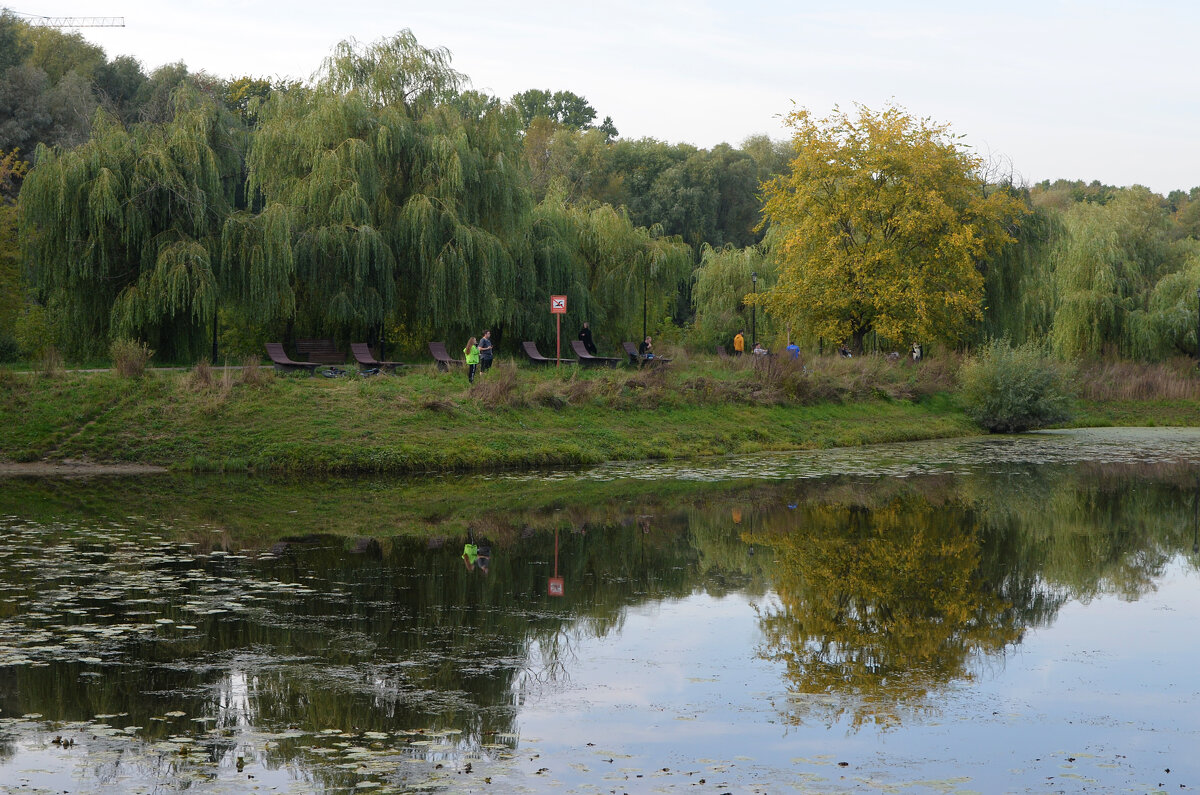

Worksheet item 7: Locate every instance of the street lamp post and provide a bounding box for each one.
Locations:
[751,271,758,348]
[1196,287,1200,368]
[642,270,647,343]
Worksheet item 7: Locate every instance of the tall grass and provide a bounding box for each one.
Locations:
[40,346,63,378]
[110,338,153,378]
[1074,358,1200,401]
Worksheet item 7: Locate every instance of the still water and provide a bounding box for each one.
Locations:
[1,428,1199,793]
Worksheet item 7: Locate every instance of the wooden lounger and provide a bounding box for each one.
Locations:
[265,343,318,375]
[522,341,575,366]
[570,339,623,368]
[428,341,465,371]
[621,341,670,367]
[351,343,404,372]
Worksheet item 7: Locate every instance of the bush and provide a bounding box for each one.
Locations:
[110,338,154,378]
[0,332,19,363]
[959,340,1074,432]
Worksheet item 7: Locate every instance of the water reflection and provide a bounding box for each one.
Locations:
[0,438,1198,791]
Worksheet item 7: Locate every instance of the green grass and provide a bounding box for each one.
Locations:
[0,355,1195,474]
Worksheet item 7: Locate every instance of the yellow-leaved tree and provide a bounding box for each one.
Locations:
[759,104,1024,352]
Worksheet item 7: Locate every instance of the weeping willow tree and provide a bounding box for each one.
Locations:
[976,202,1062,346]
[524,191,692,347]
[1049,187,1193,359]
[244,31,533,343]
[1128,255,1200,358]
[19,87,241,359]
[690,241,777,351]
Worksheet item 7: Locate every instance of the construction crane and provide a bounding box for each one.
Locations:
[7,10,124,28]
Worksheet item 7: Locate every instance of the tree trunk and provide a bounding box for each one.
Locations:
[851,327,867,355]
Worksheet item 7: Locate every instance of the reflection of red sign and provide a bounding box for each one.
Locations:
[550,295,567,314]
[548,577,564,597]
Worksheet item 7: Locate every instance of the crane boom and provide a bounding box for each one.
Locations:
[8,11,124,28]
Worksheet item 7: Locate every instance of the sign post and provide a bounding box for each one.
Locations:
[550,295,567,367]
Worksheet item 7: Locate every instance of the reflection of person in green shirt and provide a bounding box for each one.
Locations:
[462,532,491,574]
[464,337,480,384]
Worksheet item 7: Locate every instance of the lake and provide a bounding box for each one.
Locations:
[1,427,1198,793]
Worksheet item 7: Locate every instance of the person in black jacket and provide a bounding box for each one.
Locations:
[578,322,597,355]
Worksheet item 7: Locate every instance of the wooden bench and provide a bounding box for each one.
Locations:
[296,338,344,364]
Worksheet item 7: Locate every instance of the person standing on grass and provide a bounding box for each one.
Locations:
[464,337,480,384]
[734,330,745,355]
[579,322,597,355]
[479,330,494,372]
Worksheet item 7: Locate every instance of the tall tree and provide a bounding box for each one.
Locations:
[0,149,27,339]
[759,104,1024,351]
[246,31,532,342]
[1051,187,1193,359]
[691,241,776,351]
[19,87,241,358]
[511,88,598,130]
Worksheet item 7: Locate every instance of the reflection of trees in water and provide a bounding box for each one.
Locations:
[753,494,1028,729]
[1,458,1197,773]
[747,462,1200,730]
[0,514,757,789]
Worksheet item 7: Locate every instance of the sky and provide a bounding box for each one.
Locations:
[9,0,1200,194]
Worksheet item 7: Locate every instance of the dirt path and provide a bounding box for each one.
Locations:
[0,461,168,477]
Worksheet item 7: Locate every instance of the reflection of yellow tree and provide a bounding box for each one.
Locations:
[755,494,1022,729]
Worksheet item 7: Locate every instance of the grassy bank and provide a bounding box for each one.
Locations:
[0,354,1196,474]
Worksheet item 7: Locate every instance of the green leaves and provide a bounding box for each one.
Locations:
[959,339,1074,433]
[20,88,238,359]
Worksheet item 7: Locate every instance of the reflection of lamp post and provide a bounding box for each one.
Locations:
[751,271,758,348]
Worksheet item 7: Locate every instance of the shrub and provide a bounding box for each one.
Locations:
[110,338,154,378]
[959,340,1074,432]
[0,332,19,363]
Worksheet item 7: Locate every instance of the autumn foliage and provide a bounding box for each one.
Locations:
[759,105,1025,352]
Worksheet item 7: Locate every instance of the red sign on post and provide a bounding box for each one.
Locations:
[548,577,565,597]
[550,295,567,314]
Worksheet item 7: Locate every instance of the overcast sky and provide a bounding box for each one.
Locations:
[11,0,1199,194]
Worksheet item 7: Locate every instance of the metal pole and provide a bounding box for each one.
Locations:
[751,272,757,347]
[642,271,647,342]
[1196,287,1200,367]
[556,313,561,368]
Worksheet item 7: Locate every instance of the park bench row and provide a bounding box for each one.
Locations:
[265,339,666,375]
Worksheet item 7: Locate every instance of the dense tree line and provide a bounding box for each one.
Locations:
[1,19,763,360]
[2,15,1198,364]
